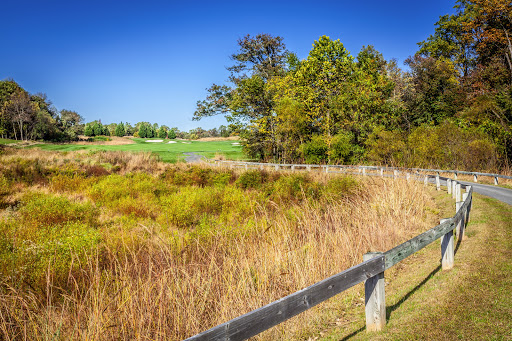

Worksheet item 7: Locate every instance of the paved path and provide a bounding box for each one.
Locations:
[183,152,204,163]
[457,181,512,205]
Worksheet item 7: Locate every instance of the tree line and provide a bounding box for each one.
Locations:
[0,79,83,141]
[194,0,512,171]
[0,79,234,142]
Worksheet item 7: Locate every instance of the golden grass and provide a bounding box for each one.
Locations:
[0,150,441,340]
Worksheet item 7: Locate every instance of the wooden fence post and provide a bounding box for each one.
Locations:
[455,183,461,202]
[380,168,384,176]
[362,168,366,176]
[406,172,410,181]
[275,164,280,171]
[325,166,329,174]
[436,174,441,191]
[424,175,428,186]
[494,176,499,185]
[364,252,386,332]
[473,174,478,182]
[440,218,454,270]
[393,170,398,179]
[452,181,457,200]
[456,200,465,240]
[447,179,452,194]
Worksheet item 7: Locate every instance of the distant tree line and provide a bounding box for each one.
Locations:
[194,0,512,171]
[0,79,83,141]
[82,121,235,140]
[0,78,235,142]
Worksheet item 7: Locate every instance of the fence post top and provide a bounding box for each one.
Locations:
[364,252,384,260]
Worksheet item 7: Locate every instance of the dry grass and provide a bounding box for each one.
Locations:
[0,150,440,340]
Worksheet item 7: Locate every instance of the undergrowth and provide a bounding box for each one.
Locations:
[0,147,439,340]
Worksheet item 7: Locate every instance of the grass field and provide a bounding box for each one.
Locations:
[27,138,246,162]
[0,138,17,145]
[0,148,437,340]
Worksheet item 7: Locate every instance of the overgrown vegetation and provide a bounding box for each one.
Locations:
[0,148,439,340]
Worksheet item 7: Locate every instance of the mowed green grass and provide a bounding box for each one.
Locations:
[0,138,17,145]
[28,138,246,162]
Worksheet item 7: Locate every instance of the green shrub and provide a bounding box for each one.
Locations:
[365,129,407,166]
[269,174,321,202]
[236,169,267,189]
[301,135,328,164]
[18,192,98,230]
[330,131,355,164]
[158,186,225,228]
[0,193,101,291]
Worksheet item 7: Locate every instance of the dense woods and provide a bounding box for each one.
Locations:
[195,0,512,171]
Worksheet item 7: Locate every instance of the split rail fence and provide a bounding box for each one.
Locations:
[185,161,479,340]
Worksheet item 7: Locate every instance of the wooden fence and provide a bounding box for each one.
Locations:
[211,160,512,185]
[185,162,475,340]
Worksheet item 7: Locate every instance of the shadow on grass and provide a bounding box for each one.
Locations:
[340,232,467,339]
[339,325,366,340]
[386,265,441,321]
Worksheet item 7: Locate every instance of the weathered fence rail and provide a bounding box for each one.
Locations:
[185,162,475,341]
[212,160,512,184]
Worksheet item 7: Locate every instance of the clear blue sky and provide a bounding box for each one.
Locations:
[1,0,456,131]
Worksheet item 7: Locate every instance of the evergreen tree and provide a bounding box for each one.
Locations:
[115,122,126,137]
[157,126,167,139]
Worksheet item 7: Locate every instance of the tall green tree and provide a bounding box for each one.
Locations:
[194,33,290,160]
[115,122,125,137]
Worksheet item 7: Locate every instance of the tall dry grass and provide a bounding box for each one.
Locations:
[0,149,439,340]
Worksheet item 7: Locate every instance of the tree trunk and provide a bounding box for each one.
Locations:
[504,29,512,81]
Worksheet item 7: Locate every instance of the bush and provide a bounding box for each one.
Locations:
[0,193,101,290]
[18,192,98,229]
[236,169,267,189]
[330,131,356,164]
[269,174,321,202]
[365,129,407,166]
[301,135,328,164]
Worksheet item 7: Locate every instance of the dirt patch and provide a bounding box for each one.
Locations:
[74,136,135,145]
[197,136,240,142]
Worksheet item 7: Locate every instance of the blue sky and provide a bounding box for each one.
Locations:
[1,0,456,131]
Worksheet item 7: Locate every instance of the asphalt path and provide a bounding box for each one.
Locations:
[183,152,204,163]
[454,180,512,205]
[423,175,512,205]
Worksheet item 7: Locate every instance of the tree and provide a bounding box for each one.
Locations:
[157,126,167,139]
[60,109,83,139]
[404,55,462,126]
[92,122,103,136]
[168,128,176,139]
[84,124,94,137]
[194,33,290,160]
[418,10,476,79]
[3,88,34,140]
[115,122,125,137]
